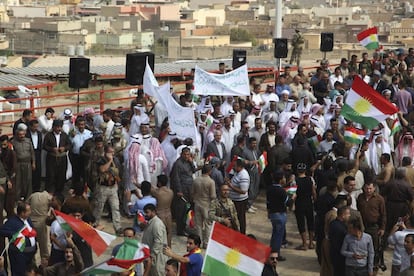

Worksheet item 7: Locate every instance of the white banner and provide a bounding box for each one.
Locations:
[143,62,197,141]
[193,64,250,96]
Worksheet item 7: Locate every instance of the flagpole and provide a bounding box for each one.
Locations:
[1,241,10,256]
[80,257,113,275]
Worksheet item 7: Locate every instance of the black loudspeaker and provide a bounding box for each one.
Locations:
[232,49,247,69]
[125,52,155,85]
[69,58,90,89]
[320,32,334,52]
[274,38,288,58]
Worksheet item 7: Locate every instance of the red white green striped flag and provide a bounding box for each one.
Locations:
[55,210,116,256]
[202,222,271,276]
[258,151,267,173]
[81,239,150,274]
[10,226,36,252]
[357,27,379,50]
[308,135,323,153]
[341,76,398,129]
[186,209,195,229]
[390,118,402,136]
[225,155,245,173]
[344,127,366,144]
[285,185,298,196]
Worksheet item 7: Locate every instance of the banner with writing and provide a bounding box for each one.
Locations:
[143,62,197,141]
[193,65,250,96]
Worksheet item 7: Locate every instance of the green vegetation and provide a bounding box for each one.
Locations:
[230,28,257,46]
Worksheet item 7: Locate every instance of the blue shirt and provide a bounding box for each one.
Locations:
[275,84,291,97]
[187,253,203,276]
[130,196,157,232]
[341,233,374,273]
[71,129,93,154]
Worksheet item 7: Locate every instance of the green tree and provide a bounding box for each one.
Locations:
[230,28,257,46]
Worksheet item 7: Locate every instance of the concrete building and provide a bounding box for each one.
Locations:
[181,6,226,26]
[390,18,414,44]
[168,35,231,59]
[9,5,68,17]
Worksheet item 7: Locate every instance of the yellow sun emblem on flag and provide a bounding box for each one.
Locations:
[225,248,241,268]
[353,97,371,114]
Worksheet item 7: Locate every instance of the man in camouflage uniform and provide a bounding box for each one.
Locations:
[290,29,305,67]
[208,184,240,231]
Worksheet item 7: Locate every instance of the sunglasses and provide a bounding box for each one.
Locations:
[270,257,278,260]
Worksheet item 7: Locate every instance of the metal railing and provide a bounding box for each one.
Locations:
[0,63,337,136]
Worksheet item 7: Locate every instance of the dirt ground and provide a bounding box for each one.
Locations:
[90,189,393,276]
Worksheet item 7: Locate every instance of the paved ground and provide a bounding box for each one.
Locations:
[88,189,393,276]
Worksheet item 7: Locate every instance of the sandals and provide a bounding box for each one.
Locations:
[295,245,307,251]
[309,243,315,249]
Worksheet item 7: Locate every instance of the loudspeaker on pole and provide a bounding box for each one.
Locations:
[274,38,288,58]
[125,52,155,85]
[69,57,90,89]
[320,32,334,52]
[232,49,247,69]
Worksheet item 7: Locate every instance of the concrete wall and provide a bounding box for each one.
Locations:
[10,5,67,17]
[135,32,154,48]
[96,33,133,46]
[192,8,225,26]
[31,20,81,32]
[81,21,110,34]
[226,10,255,22]
[159,4,180,21]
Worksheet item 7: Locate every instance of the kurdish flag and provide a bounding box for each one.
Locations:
[225,155,245,173]
[81,239,150,275]
[285,185,298,196]
[10,226,36,252]
[390,118,402,136]
[202,222,271,276]
[308,135,323,153]
[186,209,195,229]
[341,76,398,129]
[55,210,116,256]
[258,151,268,173]
[357,27,379,50]
[344,127,366,144]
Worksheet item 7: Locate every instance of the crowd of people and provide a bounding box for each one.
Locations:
[1,48,414,275]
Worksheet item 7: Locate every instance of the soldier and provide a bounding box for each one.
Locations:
[290,29,305,67]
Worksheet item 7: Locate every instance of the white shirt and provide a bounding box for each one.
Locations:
[222,126,236,157]
[251,92,263,106]
[54,132,61,147]
[215,141,223,159]
[71,129,93,154]
[30,131,38,150]
[50,220,66,250]
[318,140,335,153]
[329,75,343,90]
[105,120,115,141]
[268,133,276,148]
[38,115,53,135]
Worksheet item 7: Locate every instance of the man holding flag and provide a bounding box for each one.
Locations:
[0,201,37,275]
[163,233,203,276]
[41,232,83,275]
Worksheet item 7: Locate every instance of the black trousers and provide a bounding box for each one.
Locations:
[32,149,41,192]
[173,185,192,235]
[233,199,248,234]
[46,155,67,194]
[9,246,36,276]
[69,153,85,183]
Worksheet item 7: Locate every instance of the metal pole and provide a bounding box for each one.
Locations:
[77,88,80,114]
[274,0,283,70]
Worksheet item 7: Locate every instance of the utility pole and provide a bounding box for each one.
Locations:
[274,0,283,72]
